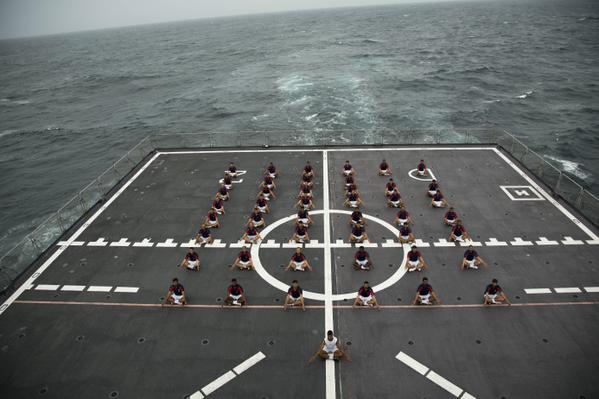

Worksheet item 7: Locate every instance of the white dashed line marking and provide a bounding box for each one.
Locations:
[554,287,582,294]
[524,288,552,294]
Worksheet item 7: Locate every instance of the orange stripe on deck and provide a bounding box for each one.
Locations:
[13,299,599,309]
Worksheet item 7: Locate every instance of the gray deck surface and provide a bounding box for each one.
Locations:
[1,145,598,399]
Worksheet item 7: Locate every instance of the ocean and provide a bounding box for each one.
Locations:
[0,0,598,257]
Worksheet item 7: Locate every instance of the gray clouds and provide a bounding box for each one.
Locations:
[0,0,460,39]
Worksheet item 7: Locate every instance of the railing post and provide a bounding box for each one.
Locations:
[555,172,562,192]
[575,188,584,208]
[56,211,66,233]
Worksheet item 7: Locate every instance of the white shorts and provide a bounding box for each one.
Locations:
[268,172,276,178]
[292,261,305,271]
[217,194,228,200]
[465,259,475,267]
[257,205,267,213]
[263,193,271,200]
[253,219,264,227]
[419,294,431,304]
[349,201,358,207]
[290,296,301,302]
[432,200,442,207]
[343,170,352,176]
[408,260,419,267]
[398,218,408,225]
[453,234,464,242]
[445,218,456,224]
[171,294,183,304]
[485,293,497,303]
[206,219,218,226]
[230,294,242,301]
[356,259,368,266]
[390,200,400,206]
[380,168,389,174]
[186,260,199,269]
[428,190,437,196]
[359,295,372,305]
[214,208,224,214]
[298,218,309,224]
[197,236,210,244]
[246,235,257,242]
[266,183,274,189]
[301,203,311,209]
[400,235,410,241]
[351,234,363,241]
[224,184,232,190]
[238,260,251,267]
[417,169,426,176]
[386,190,395,196]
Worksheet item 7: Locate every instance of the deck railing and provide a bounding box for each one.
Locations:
[1,129,597,293]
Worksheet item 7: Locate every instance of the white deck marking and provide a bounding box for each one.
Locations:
[524,288,552,294]
[395,352,429,375]
[382,239,402,248]
[459,240,482,247]
[200,371,236,396]
[587,239,599,245]
[554,287,582,294]
[360,242,379,248]
[156,238,178,248]
[34,284,60,291]
[561,236,584,245]
[493,148,599,241]
[87,286,112,292]
[88,237,108,247]
[509,237,533,246]
[61,285,86,291]
[282,241,300,248]
[204,239,227,248]
[433,239,455,247]
[259,239,280,248]
[461,392,478,399]
[229,240,248,248]
[334,239,351,248]
[158,147,495,155]
[251,209,407,301]
[485,238,508,246]
[187,351,265,398]
[427,371,464,397]
[57,240,85,246]
[322,150,336,399]
[584,287,599,293]
[114,286,140,293]
[305,240,326,248]
[499,185,545,201]
[407,168,437,182]
[231,351,266,375]
[396,351,475,398]
[109,238,131,247]
[180,239,202,248]
[132,238,154,247]
[413,239,430,248]
[536,237,559,245]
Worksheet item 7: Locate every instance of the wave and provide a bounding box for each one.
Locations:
[362,38,383,44]
[544,155,589,180]
[251,114,269,121]
[515,90,534,99]
[0,98,31,105]
[0,129,19,138]
[276,75,314,92]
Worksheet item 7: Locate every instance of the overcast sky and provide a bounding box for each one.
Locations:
[0,0,461,39]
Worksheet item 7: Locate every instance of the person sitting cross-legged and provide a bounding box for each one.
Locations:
[353,281,380,309]
[406,245,427,272]
[449,220,470,242]
[412,277,440,305]
[378,159,392,176]
[179,248,200,271]
[292,223,310,243]
[257,185,276,201]
[195,225,214,245]
[266,162,278,179]
[394,205,413,226]
[385,178,397,197]
[204,209,220,229]
[256,194,270,213]
[224,278,246,306]
[398,222,415,244]
[387,189,403,208]
[444,207,458,226]
[248,207,265,229]
[164,278,186,306]
[284,280,306,311]
[349,224,369,243]
[215,183,229,201]
[231,246,254,270]
[211,198,225,215]
[225,162,240,177]
[309,330,352,363]
[344,190,362,208]
[353,246,372,270]
[431,190,447,208]
[416,159,428,176]
[286,247,313,272]
[349,210,365,227]
[427,179,439,197]
[461,245,487,270]
[261,174,276,190]
[483,278,511,305]
[296,208,313,227]
[342,160,355,177]
[242,222,262,244]
[296,194,314,210]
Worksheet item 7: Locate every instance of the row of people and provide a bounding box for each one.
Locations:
[164,275,510,308]
[292,162,317,242]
